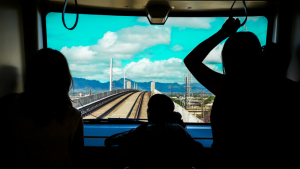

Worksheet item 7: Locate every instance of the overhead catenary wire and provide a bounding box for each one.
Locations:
[62,0,79,30]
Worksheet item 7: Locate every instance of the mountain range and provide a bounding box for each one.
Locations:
[71,77,208,94]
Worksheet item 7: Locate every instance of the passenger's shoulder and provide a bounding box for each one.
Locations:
[165,123,187,134]
[66,105,82,119]
[168,123,185,129]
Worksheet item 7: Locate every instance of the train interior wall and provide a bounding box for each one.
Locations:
[0,0,25,98]
[287,2,300,82]
[0,1,300,168]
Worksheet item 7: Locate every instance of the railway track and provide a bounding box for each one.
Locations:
[82,91,151,120]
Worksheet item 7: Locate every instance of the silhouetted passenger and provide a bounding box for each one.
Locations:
[261,42,299,157]
[105,94,203,169]
[184,17,265,149]
[184,17,299,165]
[0,48,83,169]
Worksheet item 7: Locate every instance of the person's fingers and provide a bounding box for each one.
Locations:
[227,17,234,22]
[234,18,240,27]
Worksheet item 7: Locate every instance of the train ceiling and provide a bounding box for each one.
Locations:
[36,0,278,12]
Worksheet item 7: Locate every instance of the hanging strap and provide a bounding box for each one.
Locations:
[229,0,248,27]
[62,0,79,30]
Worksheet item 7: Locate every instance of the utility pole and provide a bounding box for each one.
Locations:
[185,77,187,110]
[184,71,192,108]
[110,58,113,91]
[112,82,114,91]
[187,71,192,98]
[202,90,204,119]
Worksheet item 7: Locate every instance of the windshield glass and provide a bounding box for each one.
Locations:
[46,13,268,123]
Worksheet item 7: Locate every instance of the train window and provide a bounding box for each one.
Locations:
[46,12,268,124]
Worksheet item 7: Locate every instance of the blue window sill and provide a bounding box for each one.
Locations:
[84,124,213,148]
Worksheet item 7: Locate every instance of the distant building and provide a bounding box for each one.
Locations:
[77,93,85,97]
[127,81,131,89]
[151,81,155,91]
[205,102,213,107]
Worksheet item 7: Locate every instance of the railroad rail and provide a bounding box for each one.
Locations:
[97,92,135,119]
[135,92,145,119]
[81,91,150,120]
[79,91,131,118]
[126,92,143,118]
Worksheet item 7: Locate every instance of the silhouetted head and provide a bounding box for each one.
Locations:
[147,94,175,123]
[262,42,291,77]
[25,48,73,106]
[222,32,263,76]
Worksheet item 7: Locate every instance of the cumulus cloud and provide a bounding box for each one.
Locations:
[123,58,188,83]
[137,17,215,29]
[91,26,171,54]
[171,45,183,51]
[247,16,261,22]
[205,64,223,74]
[61,25,172,81]
[61,25,171,63]
[203,43,224,64]
[113,60,122,67]
[69,63,107,79]
[69,62,124,82]
[61,46,96,64]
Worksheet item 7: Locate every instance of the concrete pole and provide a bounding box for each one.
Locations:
[110,58,113,91]
[124,70,126,89]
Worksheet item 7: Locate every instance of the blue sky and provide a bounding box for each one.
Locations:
[46,13,268,84]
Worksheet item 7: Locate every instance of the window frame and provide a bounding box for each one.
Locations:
[41,3,274,125]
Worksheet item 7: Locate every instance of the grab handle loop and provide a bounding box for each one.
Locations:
[229,0,248,27]
[62,0,79,30]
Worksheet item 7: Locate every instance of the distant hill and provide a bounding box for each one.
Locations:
[71,77,208,94]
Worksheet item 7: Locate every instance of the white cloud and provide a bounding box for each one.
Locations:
[91,26,171,54]
[70,65,123,82]
[61,25,171,63]
[203,43,224,64]
[137,17,215,29]
[205,64,223,74]
[69,63,106,76]
[61,25,172,81]
[113,60,122,67]
[247,16,260,22]
[124,58,188,83]
[171,45,183,51]
[61,46,96,64]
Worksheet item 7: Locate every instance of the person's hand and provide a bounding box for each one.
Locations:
[219,17,241,37]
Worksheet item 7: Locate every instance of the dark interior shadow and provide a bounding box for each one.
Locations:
[297,45,300,84]
[0,65,18,98]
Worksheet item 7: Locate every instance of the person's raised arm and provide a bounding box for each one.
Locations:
[184,17,240,95]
